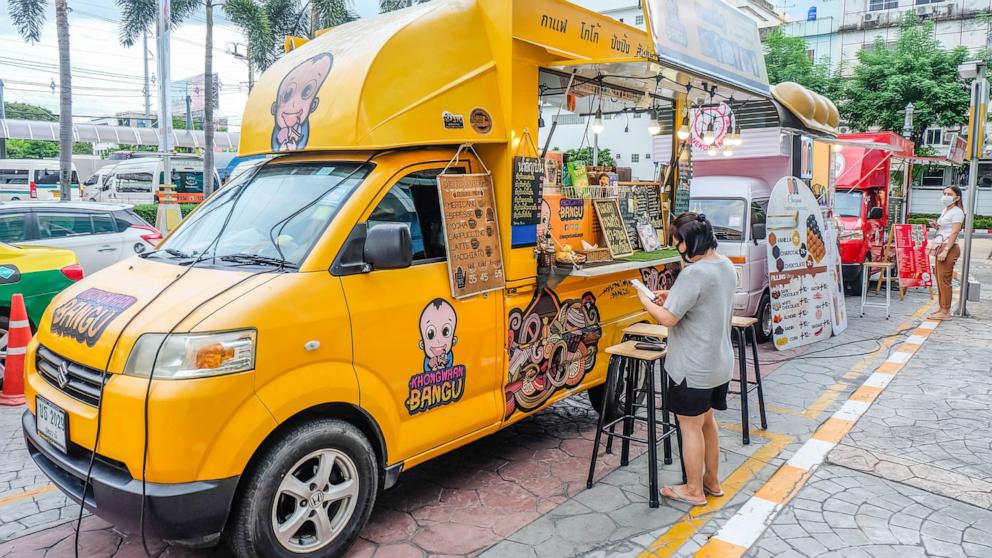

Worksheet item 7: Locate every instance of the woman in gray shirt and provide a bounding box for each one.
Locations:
[636,212,736,507]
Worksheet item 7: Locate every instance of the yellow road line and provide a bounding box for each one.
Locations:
[638,428,793,558]
[0,484,55,507]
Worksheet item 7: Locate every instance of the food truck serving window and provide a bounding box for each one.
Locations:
[159,162,372,268]
[688,198,747,240]
[834,190,863,218]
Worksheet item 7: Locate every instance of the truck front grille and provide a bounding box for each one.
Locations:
[35,346,108,406]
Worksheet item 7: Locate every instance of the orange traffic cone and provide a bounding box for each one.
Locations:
[1,294,30,406]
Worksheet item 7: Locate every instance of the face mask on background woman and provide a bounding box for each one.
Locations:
[941,194,955,207]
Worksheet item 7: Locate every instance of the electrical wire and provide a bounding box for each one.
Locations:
[746,324,917,366]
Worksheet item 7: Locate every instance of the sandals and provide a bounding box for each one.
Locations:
[661,485,707,506]
[704,485,725,497]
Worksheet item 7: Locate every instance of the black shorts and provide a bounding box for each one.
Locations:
[667,377,729,417]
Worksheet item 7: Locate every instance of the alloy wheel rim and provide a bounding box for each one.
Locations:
[271,448,360,553]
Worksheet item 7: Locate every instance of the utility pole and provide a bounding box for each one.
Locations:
[156,0,181,233]
[203,0,216,196]
[0,79,6,159]
[143,30,152,118]
[901,102,914,224]
[185,94,193,130]
[957,61,986,317]
[228,43,254,91]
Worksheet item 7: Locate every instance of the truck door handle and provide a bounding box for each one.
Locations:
[97,246,118,252]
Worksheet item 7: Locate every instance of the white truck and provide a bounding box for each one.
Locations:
[689,176,772,341]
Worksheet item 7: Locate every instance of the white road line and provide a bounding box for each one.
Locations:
[712,496,779,549]
[786,439,836,471]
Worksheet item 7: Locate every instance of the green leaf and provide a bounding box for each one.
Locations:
[8,0,48,43]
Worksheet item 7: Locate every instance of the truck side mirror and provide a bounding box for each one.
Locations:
[364,223,412,270]
[751,222,766,244]
[868,207,884,220]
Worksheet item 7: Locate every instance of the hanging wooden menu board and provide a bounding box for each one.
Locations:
[437,174,506,299]
[593,199,634,258]
[511,156,542,226]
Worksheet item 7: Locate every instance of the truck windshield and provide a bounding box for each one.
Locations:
[687,198,746,240]
[154,162,372,268]
[834,190,863,218]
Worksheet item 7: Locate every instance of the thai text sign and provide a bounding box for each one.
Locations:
[643,0,769,95]
[893,224,933,289]
[438,174,505,299]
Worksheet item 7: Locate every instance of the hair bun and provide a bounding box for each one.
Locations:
[696,214,707,223]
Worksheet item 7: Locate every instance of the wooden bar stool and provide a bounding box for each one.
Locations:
[730,316,767,445]
[586,341,684,508]
[606,323,673,463]
[861,261,894,319]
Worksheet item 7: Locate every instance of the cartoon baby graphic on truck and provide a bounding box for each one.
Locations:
[418,298,458,372]
[271,52,333,151]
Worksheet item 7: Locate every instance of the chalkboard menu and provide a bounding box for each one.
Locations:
[511,156,542,226]
[631,183,663,228]
[617,190,641,249]
[437,174,506,299]
[593,199,634,258]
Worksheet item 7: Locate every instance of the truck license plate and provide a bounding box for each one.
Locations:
[36,396,68,453]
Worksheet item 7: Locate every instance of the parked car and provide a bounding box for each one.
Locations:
[85,155,219,204]
[0,159,82,201]
[0,201,162,274]
[0,242,82,379]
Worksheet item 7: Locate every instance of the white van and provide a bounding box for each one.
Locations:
[0,159,82,201]
[89,156,219,204]
[689,176,772,341]
[81,163,119,199]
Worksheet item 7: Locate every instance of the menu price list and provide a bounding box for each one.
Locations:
[769,269,832,348]
[438,174,506,299]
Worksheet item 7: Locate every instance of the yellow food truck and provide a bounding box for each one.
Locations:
[21,0,770,555]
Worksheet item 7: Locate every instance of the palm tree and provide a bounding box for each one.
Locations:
[379,0,430,13]
[224,0,357,72]
[118,0,223,194]
[8,0,73,201]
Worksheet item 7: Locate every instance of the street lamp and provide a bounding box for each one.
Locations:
[955,60,987,316]
[902,102,914,138]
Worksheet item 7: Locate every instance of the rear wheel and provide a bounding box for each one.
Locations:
[227,419,377,558]
[587,355,647,420]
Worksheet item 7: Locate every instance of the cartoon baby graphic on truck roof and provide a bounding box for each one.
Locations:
[271,52,333,152]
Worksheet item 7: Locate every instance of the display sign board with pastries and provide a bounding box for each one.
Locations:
[766,176,835,351]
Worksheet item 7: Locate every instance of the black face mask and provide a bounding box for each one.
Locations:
[677,244,691,263]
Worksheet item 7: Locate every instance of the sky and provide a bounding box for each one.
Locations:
[0,0,606,132]
[0,0,387,131]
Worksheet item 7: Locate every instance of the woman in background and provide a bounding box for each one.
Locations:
[929,185,964,320]
[635,212,736,506]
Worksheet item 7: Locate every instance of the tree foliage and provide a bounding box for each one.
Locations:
[763,28,833,95]
[225,0,358,71]
[379,0,430,13]
[565,147,616,168]
[841,14,970,142]
[4,101,58,121]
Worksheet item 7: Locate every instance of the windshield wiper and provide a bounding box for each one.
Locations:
[218,253,298,269]
[140,248,193,260]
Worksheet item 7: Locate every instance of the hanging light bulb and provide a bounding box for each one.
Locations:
[592,106,605,135]
[538,113,546,128]
[702,120,716,146]
[707,145,718,156]
[832,143,844,153]
[676,114,689,141]
[723,146,734,157]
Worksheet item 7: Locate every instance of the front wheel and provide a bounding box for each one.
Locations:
[227,419,378,558]
[755,293,773,343]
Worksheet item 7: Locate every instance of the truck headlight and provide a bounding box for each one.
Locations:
[840,230,863,240]
[734,265,744,290]
[124,330,256,379]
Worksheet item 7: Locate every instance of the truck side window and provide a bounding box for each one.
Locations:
[368,168,464,264]
[750,201,767,227]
